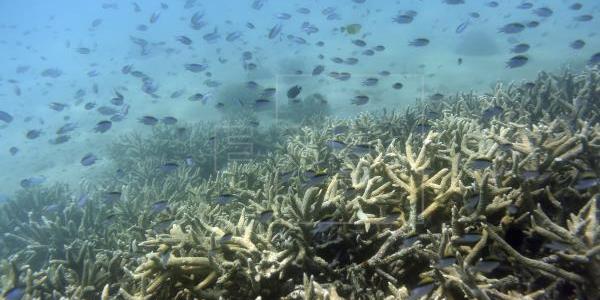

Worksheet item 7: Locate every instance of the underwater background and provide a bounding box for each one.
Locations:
[0,0,599,299]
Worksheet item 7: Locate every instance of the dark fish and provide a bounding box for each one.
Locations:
[111,91,124,106]
[498,22,525,34]
[162,116,178,125]
[103,191,121,204]
[543,241,571,252]
[472,260,500,274]
[351,95,369,105]
[49,102,68,111]
[454,233,482,245]
[77,47,91,54]
[81,153,98,166]
[332,125,349,135]
[160,162,179,172]
[574,178,599,190]
[482,105,504,121]
[84,102,96,110]
[409,38,429,47]
[0,111,13,123]
[574,15,593,22]
[408,283,435,300]
[434,257,457,269]
[393,14,414,24]
[486,1,499,7]
[190,11,206,30]
[306,172,328,186]
[352,144,373,155]
[184,63,208,72]
[203,27,220,42]
[444,0,465,4]
[338,72,351,81]
[516,2,533,9]
[20,176,46,188]
[226,31,242,42]
[246,22,255,29]
[506,55,528,68]
[3,287,25,300]
[254,99,272,110]
[570,3,582,10]
[57,122,77,134]
[588,52,600,66]
[393,82,404,89]
[268,24,282,39]
[26,129,42,139]
[152,219,174,234]
[276,12,291,20]
[331,57,343,64]
[526,21,539,28]
[470,158,493,170]
[414,123,432,134]
[242,51,253,60]
[149,11,160,23]
[94,120,112,133]
[297,7,310,14]
[251,0,265,10]
[216,194,235,205]
[91,18,103,27]
[41,68,62,78]
[176,35,192,45]
[49,135,71,145]
[170,90,184,98]
[352,39,367,47]
[258,210,274,224]
[139,116,159,126]
[511,43,530,53]
[246,81,259,89]
[326,140,347,150]
[312,218,336,234]
[533,7,553,17]
[362,77,378,86]
[570,40,585,49]
[455,21,469,33]
[344,57,359,65]
[430,93,444,101]
[9,147,19,156]
[287,85,302,98]
[97,106,118,115]
[151,200,170,214]
[262,88,276,97]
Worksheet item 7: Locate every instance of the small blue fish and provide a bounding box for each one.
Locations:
[20,176,46,188]
[3,287,25,300]
[151,200,170,214]
[455,20,469,34]
[506,55,528,68]
[511,43,530,53]
[570,40,585,50]
[216,194,235,205]
[574,178,599,191]
[160,163,179,172]
[81,153,98,166]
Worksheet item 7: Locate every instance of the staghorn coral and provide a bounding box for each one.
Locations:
[2,68,600,299]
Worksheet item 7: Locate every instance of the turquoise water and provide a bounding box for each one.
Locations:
[0,0,598,193]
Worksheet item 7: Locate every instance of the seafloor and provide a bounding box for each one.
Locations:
[1,68,599,300]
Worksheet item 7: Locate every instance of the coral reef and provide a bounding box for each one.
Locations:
[1,68,599,299]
